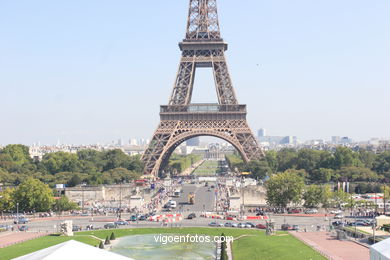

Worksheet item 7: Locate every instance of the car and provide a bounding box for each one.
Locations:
[332,221,344,226]
[128,215,137,222]
[72,225,82,231]
[245,222,255,228]
[231,223,238,228]
[218,223,224,227]
[256,224,266,229]
[18,225,28,231]
[237,223,247,228]
[334,214,344,219]
[207,188,211,192]
[330,210,342,214]
[288,209,301,214]
[256,212,265,216]
[187,213,196,219]
[281,224,292,230]
[104,223,117,229]
[304,209,318,214]
[114,220,129,226]
[210,185,215,188]
[208,222,218,227]
[14,218,29,224]
[224,222,233,227]
[292,225,300,231]
[138,215,147,221]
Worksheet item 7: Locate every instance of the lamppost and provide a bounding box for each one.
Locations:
[16,202,19,223]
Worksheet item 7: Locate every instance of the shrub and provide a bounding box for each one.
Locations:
[99,241,104,249]
[110,232,116,240]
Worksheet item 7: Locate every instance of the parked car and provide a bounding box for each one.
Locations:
[224,222,233,227]
[18,225,28,231]
[138,215,147,221]
[304,209,318,214]
[256,211,265,216]
[256,224,266,229]
[330,210,342,214]
[332,221,344,227]
[238,223,247,228]
[292,225,300,231]
[245,222,255,228]
[187,213,196,219]
[208,222,219,227]
[127,215,137,222]
[281,224,292,230]
[114,220,129,226]
[288,209,301,214]
[231,223,238,228]
[14,218,29,224]
[72,225,82,231]
[334,214,344,219]
[104,223,117,229]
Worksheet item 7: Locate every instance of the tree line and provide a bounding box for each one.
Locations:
[265,171,390,209]
[0,144,144,187]
[226,147,390,185]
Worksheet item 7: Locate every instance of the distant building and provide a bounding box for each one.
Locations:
[186,137,200,146]
[258,128,266,138]
[257,129,297,146]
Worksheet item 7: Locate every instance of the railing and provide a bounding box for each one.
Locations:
[160,104,246,114]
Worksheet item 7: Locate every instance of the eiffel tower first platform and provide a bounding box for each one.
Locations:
[142,0,264,177]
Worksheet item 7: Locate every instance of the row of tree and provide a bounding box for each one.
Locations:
[0,145,143,187]
[0,177,78,213]
[226,147,390,183]
[265,171,390,209]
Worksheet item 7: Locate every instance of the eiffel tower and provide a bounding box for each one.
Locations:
[142,0,264,176]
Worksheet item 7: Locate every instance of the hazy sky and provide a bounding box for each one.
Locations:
[1,0,389,145]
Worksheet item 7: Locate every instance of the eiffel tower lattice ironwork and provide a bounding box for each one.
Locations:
[142,0,264,176]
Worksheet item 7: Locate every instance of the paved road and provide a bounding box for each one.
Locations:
[171,184,216,214]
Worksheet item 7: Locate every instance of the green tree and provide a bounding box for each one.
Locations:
[265,151,278,173]
[333,147,362,169]
[296,149,321,174]
[53,196,78,212]
[1,144,31,166]
[373,151,390,174]
[0,188,15,213]
[246,160,271,180]
[265,171,304,208]
[332,190,350,208]
[303,185,324,208]
[67,174,83,187]
[110,232,116,240]
[276,149,298,172]
[311,168,333,183]
[336,167,379,182]
[13,177,54,212]
[40,152,81,174]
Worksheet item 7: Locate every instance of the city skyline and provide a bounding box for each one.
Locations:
[1,0,389,145]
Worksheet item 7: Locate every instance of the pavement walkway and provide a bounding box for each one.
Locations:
[290,231,369,260]
[0,231,47,248]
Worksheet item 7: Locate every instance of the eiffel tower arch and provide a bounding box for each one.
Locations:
[142,0,264,177]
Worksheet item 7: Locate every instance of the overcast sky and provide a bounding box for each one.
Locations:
[0,0,389,145]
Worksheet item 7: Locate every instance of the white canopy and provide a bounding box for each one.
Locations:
[370,237,390,260]
[13,239,133,260]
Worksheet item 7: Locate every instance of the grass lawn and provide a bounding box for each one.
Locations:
[0,228,326,260]
[0,235,100,260]
[192,160,219,176]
